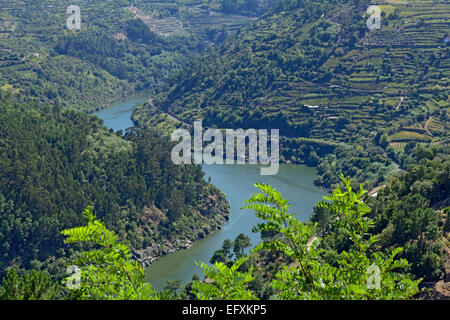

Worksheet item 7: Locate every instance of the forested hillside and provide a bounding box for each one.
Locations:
[2,160,447,300]
[182,147,449,300]
[133,0,449,190]
[0,92,229,280]
[313,145,449,281]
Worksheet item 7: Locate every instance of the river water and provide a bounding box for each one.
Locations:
[94,93,328,291]
[93,91,151,130]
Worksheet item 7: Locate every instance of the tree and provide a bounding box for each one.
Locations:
[378,133,389,149]
[233,233,251,257]
[209,248,229,264]
[221,0,238,14]
[444,208,450,234]
[243,0,258,11]
[210,239,234,264]
[163,279,183,297]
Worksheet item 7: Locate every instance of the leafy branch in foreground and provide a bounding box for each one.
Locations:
[192,256,256,300]
[243,175,421,299]
[61,207,157,300]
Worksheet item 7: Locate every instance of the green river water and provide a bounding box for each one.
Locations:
[94,93,328,291]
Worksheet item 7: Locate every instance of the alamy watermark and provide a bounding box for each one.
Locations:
[67,5,81,30]
[171,121,279,175]
[366,264,381,290]
[64,4,382,32]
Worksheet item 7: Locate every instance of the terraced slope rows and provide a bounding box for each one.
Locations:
[0,0,268,111]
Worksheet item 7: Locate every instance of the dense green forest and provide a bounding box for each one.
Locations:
[133,0,449,191]
[1,161,447,300]
[312,145,449,283]
[0,93,229,281]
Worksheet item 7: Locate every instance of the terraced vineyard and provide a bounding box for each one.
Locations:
[337,1,449,142]
[129,0,268,42]
[140,0,448,140]
[126,6,187,36]
[257,0,450,144]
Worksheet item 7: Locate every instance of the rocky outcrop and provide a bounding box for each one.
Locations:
[132,239,194,267]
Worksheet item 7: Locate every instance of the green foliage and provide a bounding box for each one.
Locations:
[125,19,159,44]
[233,233,252,257]
[209,234,251,265]
[363,150,450,281]
[210,239,233,265]
[242,176,421,299]
[163,279,183,297]
[444,208,450,234]
[192,256,256,300]
[221,0,261,15]
[315,141,395,191]
[61,207,156,300]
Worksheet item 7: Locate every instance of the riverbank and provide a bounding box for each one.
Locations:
[92,92,232,261]
[93,93,329,291]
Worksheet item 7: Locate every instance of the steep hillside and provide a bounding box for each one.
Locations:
[133,0,449,190]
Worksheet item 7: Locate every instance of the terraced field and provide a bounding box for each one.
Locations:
[126,6,187,36]
[254,0,450,143]
[129,0,263,42]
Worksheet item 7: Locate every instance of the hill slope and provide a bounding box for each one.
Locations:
[133,0,449,190]
[0,0,271,112]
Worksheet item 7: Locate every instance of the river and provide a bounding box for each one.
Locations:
[94,93,328,291]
